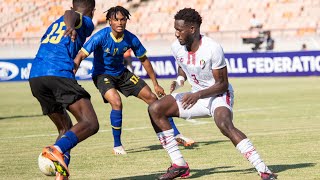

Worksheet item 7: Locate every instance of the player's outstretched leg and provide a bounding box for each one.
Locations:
[236,139,277,180]
[214,107,277,179]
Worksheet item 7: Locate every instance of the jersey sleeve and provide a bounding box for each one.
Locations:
[130,35,146,58]
[211,43,226,69]
[81,32,103,56]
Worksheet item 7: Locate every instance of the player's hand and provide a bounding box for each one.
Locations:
[170,81,177,94]
[181,92,200,109]
[64,26,77,42]
[155,84,166,98]
[170,79,184,94]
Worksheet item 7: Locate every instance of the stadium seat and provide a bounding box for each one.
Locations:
[0,0,319,52]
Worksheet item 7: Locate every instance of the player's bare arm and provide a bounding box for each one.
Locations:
[139,55,165,97]
[73,50,88,74]
[63,10,80,41]
[181,67,228,109]
[170,66,187,93]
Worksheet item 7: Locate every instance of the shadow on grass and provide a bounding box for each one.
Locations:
[239,163,317,174]
[0,114,43,120]
[126,140,228,153]
[266,163,316,174]
[111,163,316,179]
[191,163,316,178]
[110,166,233,180]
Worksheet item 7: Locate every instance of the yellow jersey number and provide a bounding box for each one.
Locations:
[130,74,140,84]
[42,22,66,44]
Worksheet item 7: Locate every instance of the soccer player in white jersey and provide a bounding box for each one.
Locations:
[148,8,277,180]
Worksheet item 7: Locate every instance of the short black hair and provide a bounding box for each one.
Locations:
[73,0,95,10]
[174,8,202,27]
[105,6,131,21]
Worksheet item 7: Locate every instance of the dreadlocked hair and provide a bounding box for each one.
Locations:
[174,8,202,27]
[105,6,131,21]
[73,0,95,10]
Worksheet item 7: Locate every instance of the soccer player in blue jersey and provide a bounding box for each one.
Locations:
[29,0,98,179]
[74,6,194,155]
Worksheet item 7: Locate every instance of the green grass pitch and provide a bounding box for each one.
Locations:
[0,77,319,180]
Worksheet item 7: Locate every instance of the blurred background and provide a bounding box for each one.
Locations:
[1,2,320,179]
[1,0,319,58]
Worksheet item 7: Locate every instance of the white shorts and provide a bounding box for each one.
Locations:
[172,90,234,120]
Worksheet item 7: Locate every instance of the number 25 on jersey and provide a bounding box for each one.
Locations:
[42,22,66,44]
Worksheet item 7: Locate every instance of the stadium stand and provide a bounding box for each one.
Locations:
[0,0,319,57]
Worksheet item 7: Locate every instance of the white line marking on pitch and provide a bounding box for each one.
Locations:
[0,106,315,140]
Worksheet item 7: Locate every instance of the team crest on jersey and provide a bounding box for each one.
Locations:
[200,59,206,69]
[104,78,110,84]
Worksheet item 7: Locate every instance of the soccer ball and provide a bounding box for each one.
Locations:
[38,153,56,176]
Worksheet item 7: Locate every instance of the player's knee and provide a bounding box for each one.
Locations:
[143,92,158,105]
[149,93,158,102]
[110,100,122,109]
[87,120,99,135]
[148,101,161,116]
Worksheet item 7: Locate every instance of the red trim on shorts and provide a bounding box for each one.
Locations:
[226,90,230,106]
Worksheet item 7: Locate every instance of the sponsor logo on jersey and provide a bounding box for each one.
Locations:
[200,59,205,69]
[0,62,19,80]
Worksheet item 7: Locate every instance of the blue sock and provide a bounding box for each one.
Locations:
[169,117,180,136]
[110,110,122,147]
[64,151,71,167]
[54,131,79,154]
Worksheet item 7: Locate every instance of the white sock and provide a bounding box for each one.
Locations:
[157,129,186,166]
[236,138,271,174]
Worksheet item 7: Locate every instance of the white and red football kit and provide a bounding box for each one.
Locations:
[171,35,234,119]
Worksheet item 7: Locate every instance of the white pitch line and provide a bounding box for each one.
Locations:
[234,106,283,112]
[1,106,315,140]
